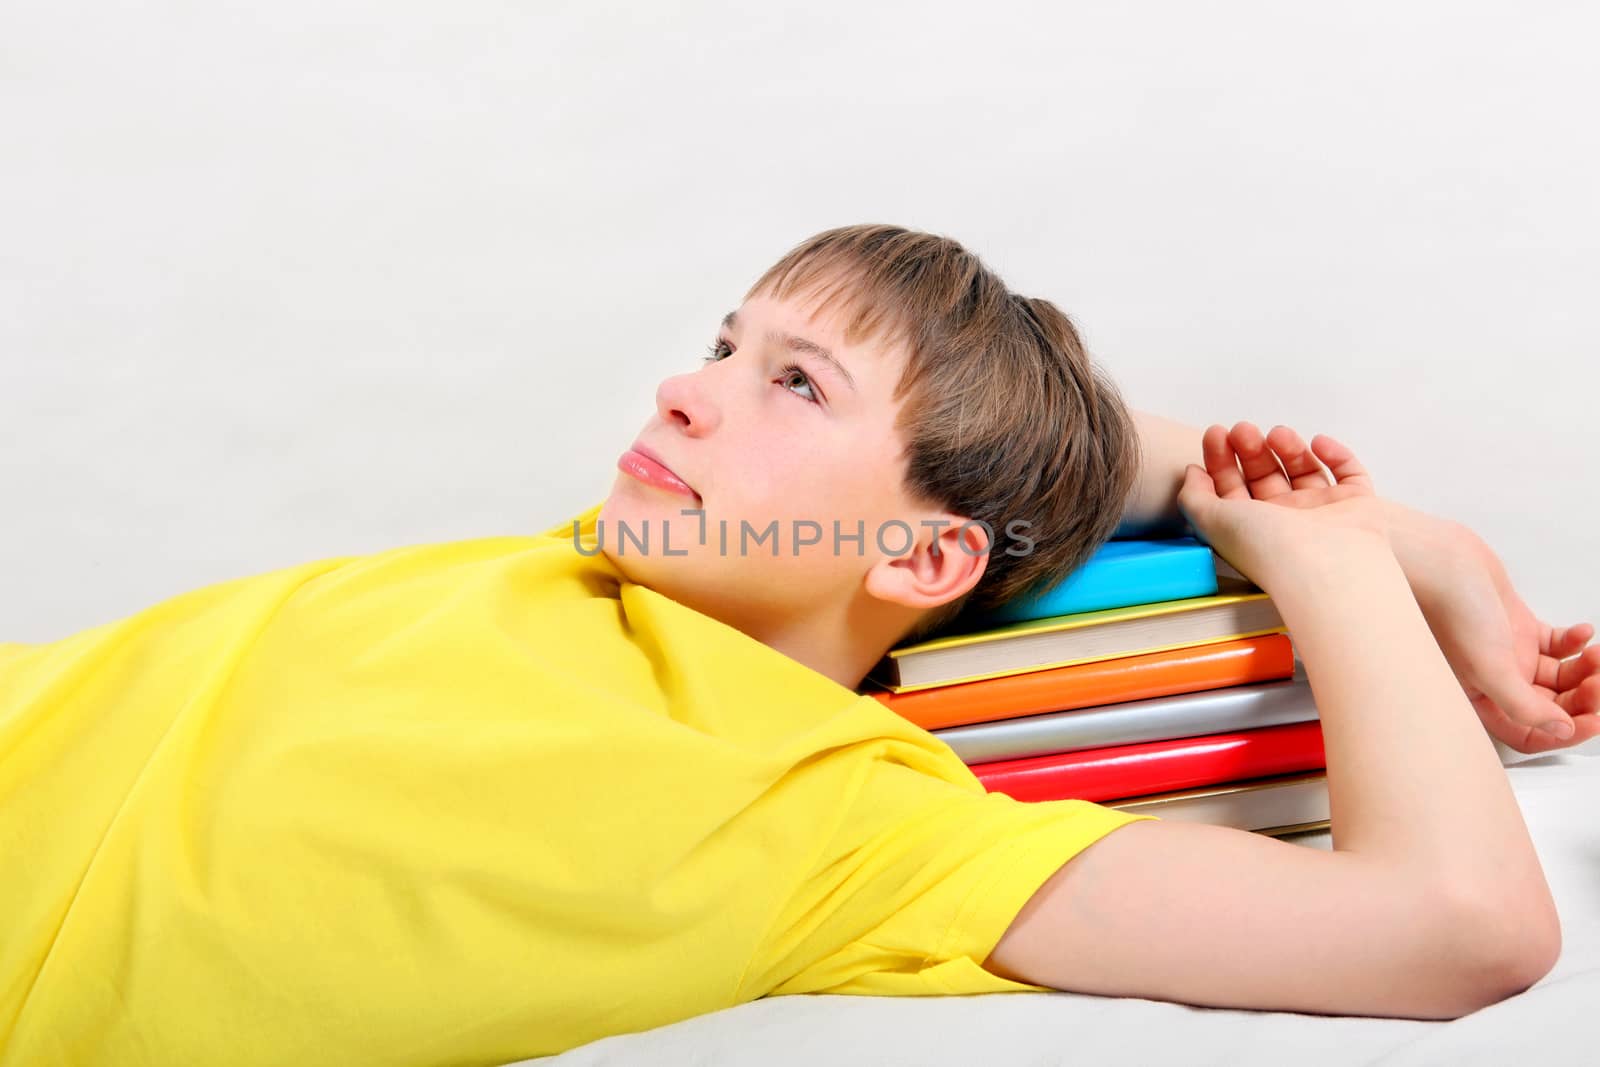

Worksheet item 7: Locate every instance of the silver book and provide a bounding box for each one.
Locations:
[934,661,1315,764]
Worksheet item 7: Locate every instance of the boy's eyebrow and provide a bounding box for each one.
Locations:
[721,309,857,394]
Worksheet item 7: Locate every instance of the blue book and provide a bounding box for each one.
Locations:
[967,537,1220,627]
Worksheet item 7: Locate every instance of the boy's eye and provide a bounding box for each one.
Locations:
[701,339,821,405]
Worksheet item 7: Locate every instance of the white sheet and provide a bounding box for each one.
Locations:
[524,741,1599,1066]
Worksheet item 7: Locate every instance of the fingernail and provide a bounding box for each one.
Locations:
[1539,719,1574,739]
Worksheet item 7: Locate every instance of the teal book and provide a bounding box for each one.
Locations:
[966,537,1221,628]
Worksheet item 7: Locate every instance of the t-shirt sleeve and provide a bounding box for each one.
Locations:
[740,751,1158,1000]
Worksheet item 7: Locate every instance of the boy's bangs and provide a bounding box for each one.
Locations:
[746,256,916,362]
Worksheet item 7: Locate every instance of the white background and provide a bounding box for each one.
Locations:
[3,0,1595,646]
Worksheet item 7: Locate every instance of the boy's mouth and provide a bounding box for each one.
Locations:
[620,442,702,505]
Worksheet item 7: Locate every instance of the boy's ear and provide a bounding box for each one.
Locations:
[862,515,990,612]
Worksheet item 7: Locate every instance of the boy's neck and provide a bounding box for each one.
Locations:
[720,593,910,695]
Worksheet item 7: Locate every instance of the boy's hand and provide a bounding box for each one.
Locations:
[1415,519,1600,751]
[1208,421,1600,753]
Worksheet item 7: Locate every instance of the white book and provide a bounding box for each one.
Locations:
[1107,771,1330,836]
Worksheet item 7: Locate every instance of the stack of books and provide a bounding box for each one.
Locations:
[860,538,1331,837]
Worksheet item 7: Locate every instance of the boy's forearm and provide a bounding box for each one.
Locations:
[1119,412,1459,601]
[1267,539,1553,918]
[1116,409,1204,539]
[1361,497,1480,613]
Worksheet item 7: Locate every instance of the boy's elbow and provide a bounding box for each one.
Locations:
[1448,931,1559,1018]
[1474,898,1562,1010]
[1428,885,1561,1018]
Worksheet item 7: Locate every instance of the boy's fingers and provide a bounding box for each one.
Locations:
[1201,425,1250,500]
[1308,434,1376,491]
[1265,425,1333,490]
[1533,641,1584,690]
[1226,421,1293,499]
[1552,622,1596,657]
[1177,464,1220,537]
[1555,642,1600,696]
[1554,672,1600,718]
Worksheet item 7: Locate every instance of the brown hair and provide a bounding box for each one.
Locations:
[744,223,1142,644]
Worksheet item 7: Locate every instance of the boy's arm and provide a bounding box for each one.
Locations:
[1116,411,1600,751]
[1113,409,1204,540]
[988,534,1560,1017]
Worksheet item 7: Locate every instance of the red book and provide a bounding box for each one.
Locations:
[970,719,1325,803]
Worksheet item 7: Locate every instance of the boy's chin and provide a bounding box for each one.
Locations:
[598,534,702,584]
[601,486,706,530]
[600,552,715,613]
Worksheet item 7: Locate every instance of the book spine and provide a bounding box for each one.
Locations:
[876,633,1295,730]
[970,719,1326,803]
[1109,772,1331,834]
[937,675,1316,763]
[981,543,1218,624]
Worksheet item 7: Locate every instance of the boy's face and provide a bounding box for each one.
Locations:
[599,289,956,633]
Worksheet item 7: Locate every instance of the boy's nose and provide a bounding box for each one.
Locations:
[655,372,721,436]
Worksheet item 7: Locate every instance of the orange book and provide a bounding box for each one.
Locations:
[865,633,1295,731]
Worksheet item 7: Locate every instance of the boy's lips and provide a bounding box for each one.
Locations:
[619,441,702,504]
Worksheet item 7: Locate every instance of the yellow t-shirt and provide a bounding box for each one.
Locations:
[0,502,1155,1064]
